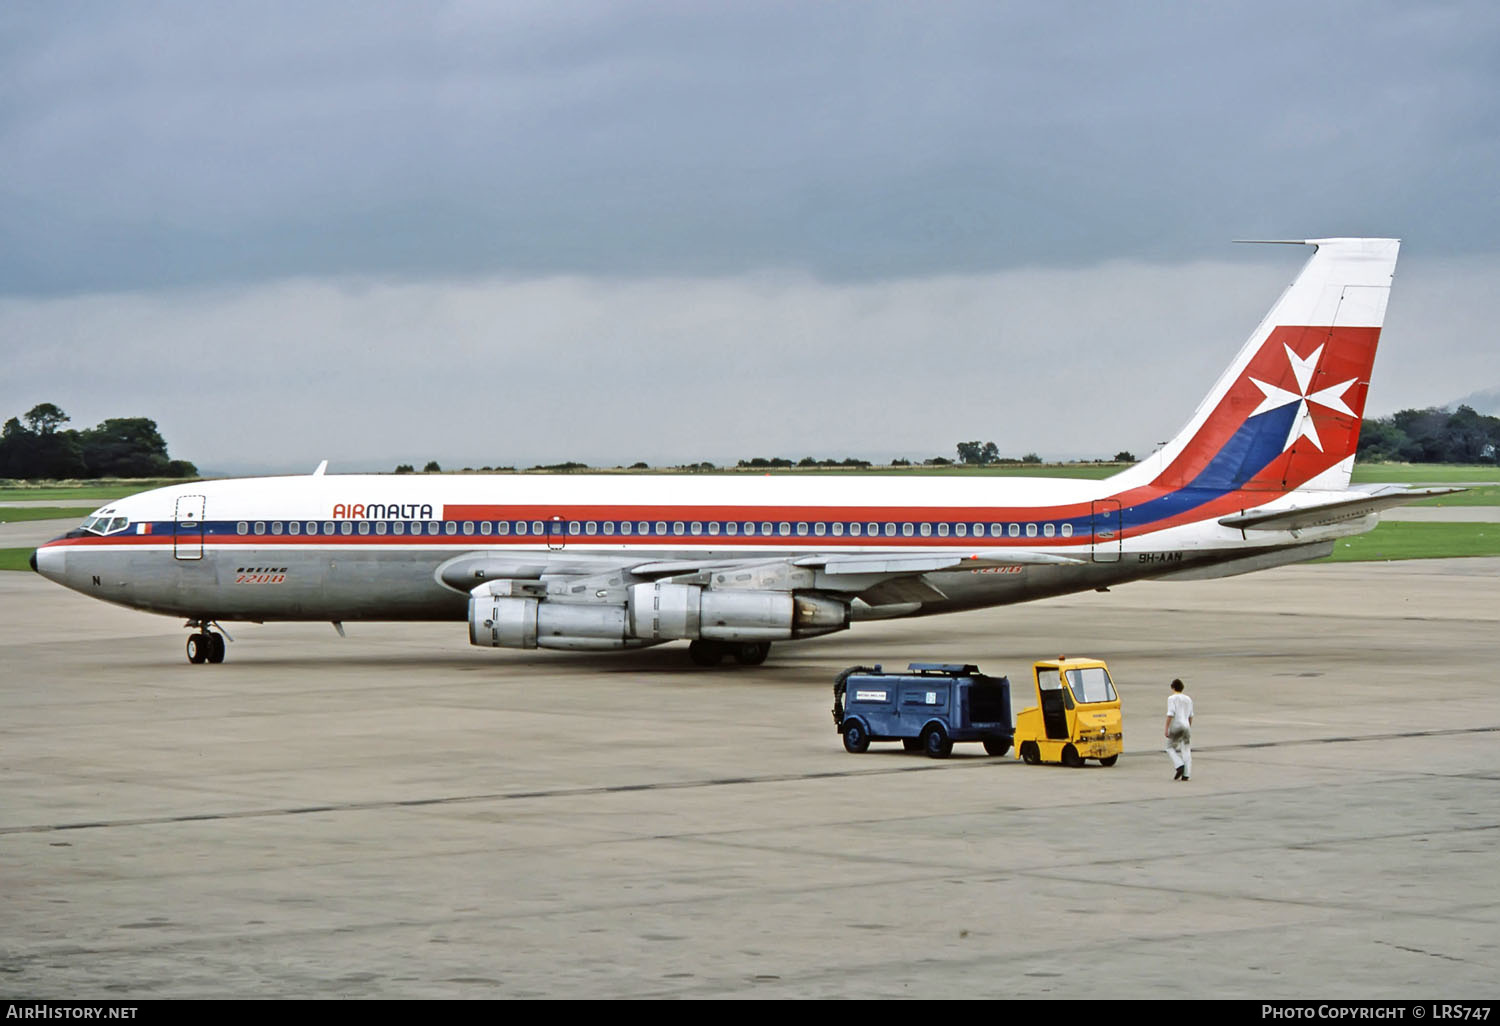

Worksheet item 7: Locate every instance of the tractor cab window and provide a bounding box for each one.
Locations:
[1065,666,1117,703]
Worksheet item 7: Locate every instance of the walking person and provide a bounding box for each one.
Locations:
[1164,678,1193,780]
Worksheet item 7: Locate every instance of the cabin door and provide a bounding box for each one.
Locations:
[174,494,206,560]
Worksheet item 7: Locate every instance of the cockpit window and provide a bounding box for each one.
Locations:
[80,515,130,535]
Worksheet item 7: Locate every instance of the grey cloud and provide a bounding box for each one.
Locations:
[3,1,1500,295]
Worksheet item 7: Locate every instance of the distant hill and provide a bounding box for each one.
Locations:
[1452,387,1500,417]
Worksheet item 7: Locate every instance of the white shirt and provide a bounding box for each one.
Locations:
[1167,692,1193,729]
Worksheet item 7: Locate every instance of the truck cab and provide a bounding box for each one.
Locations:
[1013,657,1123,767]
[833,663,1013,759]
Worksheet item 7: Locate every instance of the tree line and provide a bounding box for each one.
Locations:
[1358,405,1499,464]
[0,403,197,480]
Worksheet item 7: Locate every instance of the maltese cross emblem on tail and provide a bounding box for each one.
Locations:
[1247,343,1358,452]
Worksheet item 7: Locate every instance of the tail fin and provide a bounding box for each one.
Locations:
[1117,238,1399,495]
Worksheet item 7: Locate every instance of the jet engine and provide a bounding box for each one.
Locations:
[468,579,849,650]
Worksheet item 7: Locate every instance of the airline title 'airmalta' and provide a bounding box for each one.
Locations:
[33,238,1449,666]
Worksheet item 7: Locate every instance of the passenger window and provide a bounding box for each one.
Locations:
[655,521,668,535]
[990,524,1003,538]
[884,523,896,537]
[796,523,808,536]
[478,522,490,536]
[254,522,266,535]
[618,522,630,536]
[237,521,248,535]
[707,522,719,536]
[378,522,390,535]
[430,522,442,536]
[1008,524,1020,538]
[442,522,456,536]
[289,522,301,536]
[531,521,544,535]
[306,522,318,536]
[901,523,914,537]
[496,521,508,535]
[725,523,737,536]
[1061,523,1073,538]
[271,522,283,535]
[341,522,353,536]
[1026,523,1038,538]
[690,522,702,535]
[392,521,404,535]
[919,523,931,537]
[568,521,581,535]
[323,522,335,535]
[937,523,948,537]
[359,521,371,535]
[761,522,774,536]
[602,522,614,535]
[831,523,843,536]
[779,522,791,536]
[849,523,861,537]
[955,523,967,537]
[1043,523,1055,537]
[586,522,597,535]
[462,521,474,536]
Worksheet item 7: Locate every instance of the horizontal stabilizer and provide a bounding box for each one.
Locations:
[1218,487,1465,531]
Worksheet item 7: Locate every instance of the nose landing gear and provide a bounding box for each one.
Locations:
[185,620,230,664]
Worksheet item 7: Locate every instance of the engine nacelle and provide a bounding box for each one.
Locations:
[627,583,848,642]
[469,580,849,649]
[469,586,648,650]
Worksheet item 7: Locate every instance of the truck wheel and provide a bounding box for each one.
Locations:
[1061,744,1083,768]
[843,721,870,754]
[983,737,1011,758]
[921,725,952,759]
[1098,754,1119,767]
[1020,741,1040,765]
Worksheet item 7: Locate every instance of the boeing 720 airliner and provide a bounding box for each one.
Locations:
[33,238,1450,665]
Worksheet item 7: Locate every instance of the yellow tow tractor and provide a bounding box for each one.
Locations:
[1014,657,1123,767]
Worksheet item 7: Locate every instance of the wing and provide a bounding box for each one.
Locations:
[439,546,1082,607]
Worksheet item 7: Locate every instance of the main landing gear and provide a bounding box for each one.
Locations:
[687,640,772,667]
[185,620,229,664]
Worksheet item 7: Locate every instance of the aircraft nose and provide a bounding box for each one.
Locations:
[32,543,66,583]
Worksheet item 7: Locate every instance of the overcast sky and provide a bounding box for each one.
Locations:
[3,1,1498,473]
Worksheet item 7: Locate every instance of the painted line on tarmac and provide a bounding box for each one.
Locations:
[3,724,1496,837]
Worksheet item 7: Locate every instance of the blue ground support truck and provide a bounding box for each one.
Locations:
[832,663,1014,759]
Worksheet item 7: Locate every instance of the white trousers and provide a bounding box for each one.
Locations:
[1166,725,1192,776]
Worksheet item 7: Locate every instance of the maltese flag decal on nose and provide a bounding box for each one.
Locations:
[1248,343,1359,452]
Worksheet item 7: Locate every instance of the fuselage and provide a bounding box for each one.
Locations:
[33,470,1371,623]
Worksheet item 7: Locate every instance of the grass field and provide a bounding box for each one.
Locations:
[1350,463,1500,484]
[1316,522,1500,562]
[0,506,93,523]
[0,548,35,572]
[0,480,180,502]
